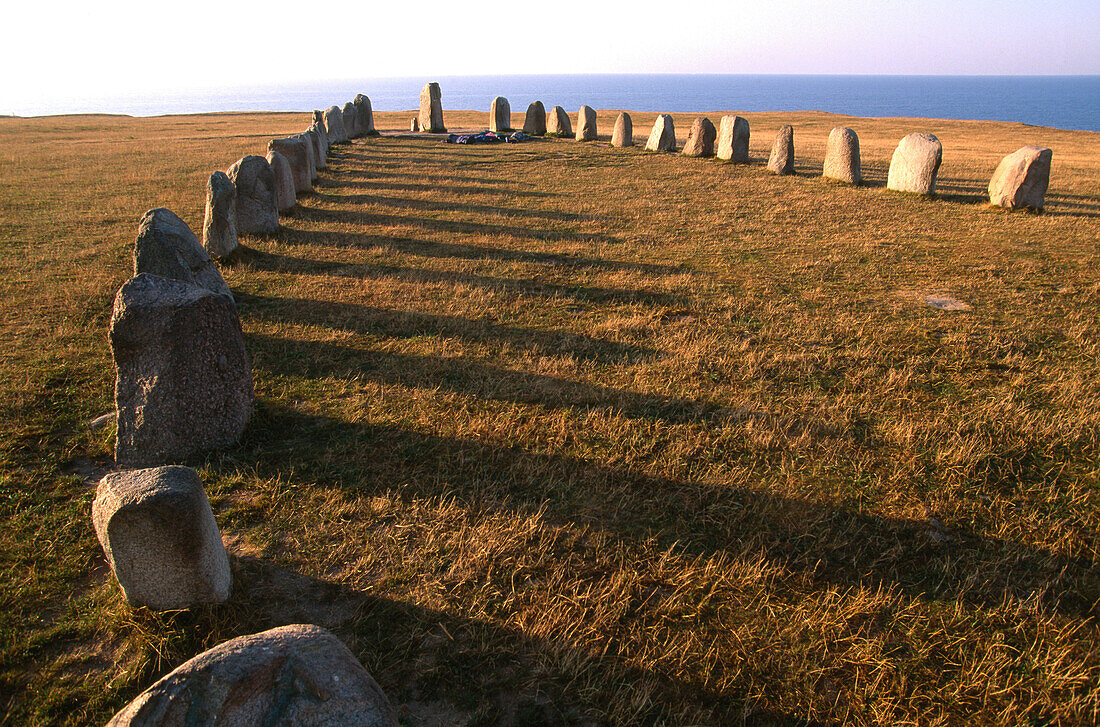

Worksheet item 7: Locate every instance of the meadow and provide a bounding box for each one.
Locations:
[0,107,1097,726]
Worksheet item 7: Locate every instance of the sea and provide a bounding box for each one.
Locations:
[12,75,1100,132]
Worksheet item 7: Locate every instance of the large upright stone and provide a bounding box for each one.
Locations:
[268,136,313,193]
[92,466,231,611]
[988,145,1052,210]
[611,112,633,147]
[490,96,512,132]
[523,101,546,135]
[307,125,328,169]
[682,117,717,157]
[546,105,572,137]
[324,105,348,144]
[342,101,360,138]
[226,155,279,234]
[410,117,420,132]
[110,273,253,467]
[201,172,238,260]
[134,208,232,299]
[823,127,861,184]
[106,625,399,727]
[354,94,377,136]
[575,105,597,141]
[265,151,296,213]
[767,125,795,175]
[716,115,749,162]
[312,109,324,126]
[418,82,446,133]
[299,131,318,181]
[887,132,943,195]
[645,114,676,152]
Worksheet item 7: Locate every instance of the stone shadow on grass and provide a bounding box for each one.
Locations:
[310,190,585,223]
[240,248,689,308]
[238,293,657,365]
[235,404,1099,624]
[244,333,724,427]
[136,554,822,727]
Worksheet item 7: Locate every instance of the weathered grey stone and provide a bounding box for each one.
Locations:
[105,625,399,727]
[546,105,572,137]
[92,466,231,611]
[490,96,512,132]
[716,115,749,162]
[111,273,253,467]
[418,82,446,133]
[523,101,546,135]
[134,208,232,298]
[988,145,1052,210]
[226,156,279,234]
[611,112,633,148]
[410,117,420,132]
[299,131,318,182]
[823,126,861,184]
[342,101,359,138]
[887,132,943,195]
[306,126,327,169]
[575,105,597,141]
[265,151,296,213]
[201,172,238,259]
[645,114,676,152]
[323,105,348,144]
[268,136,313,193]
[682,117,716,157]
[354,94,378,136]
[312,109,324,126]
[766,125,795,175]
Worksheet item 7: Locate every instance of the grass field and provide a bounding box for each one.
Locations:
[0,106,1098,726]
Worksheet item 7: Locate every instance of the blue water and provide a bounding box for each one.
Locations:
[15,75,1100,132]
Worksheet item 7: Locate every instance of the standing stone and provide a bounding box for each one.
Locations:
[645,114,676,152]
[342,101,360,138]
[546,105,572,137]
[226,155,279,234]
[576,105,597,141]
[766,125,795,175]
[265,151,296,213]
[887,132,943,195]
[611,112,633,148]
[201,172,238,259]
[268,136,313,193]
[354,94,378,136]
[134,208,232,299]
[111,273,253,467]
[312,109,324,126]
[299,131,318,182]
[323,105,348,144]
[682,117,717,157]
[988,145,1052,210]
[418,82,446,133]
[105,625,399,727]
[410,117,420,132]
[490,96,512,132]
[306,125,327,170]
[523,101,546,135]
[92,466,231,611]
[823,127,861,184]
[716,115,749,162]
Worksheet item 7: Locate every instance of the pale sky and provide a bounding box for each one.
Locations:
[3,0,1097,107]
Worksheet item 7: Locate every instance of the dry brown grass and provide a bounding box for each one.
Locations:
[0,107,1098,726]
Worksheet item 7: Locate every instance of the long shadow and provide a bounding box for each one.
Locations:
[180,555,824,726]
[310,190,585,222]
[238,293,656,365]
[245,334,724,426]
[242,247,687,307]
[234,406,1098,623]
[331,178,553,199]
[296,205,622,246]
[318,162,518,187]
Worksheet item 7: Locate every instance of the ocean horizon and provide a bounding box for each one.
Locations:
[8,74,1099,132]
